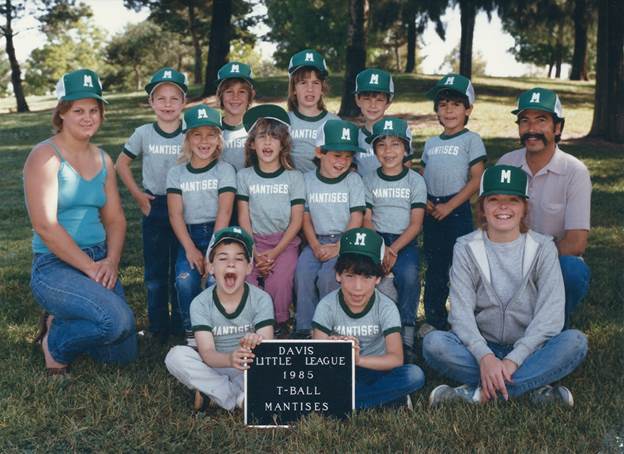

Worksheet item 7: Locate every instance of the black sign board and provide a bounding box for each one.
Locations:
[244,340,354,427]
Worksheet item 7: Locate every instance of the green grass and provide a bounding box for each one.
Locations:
[1,74,623,452]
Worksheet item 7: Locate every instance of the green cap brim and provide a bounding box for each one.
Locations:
[145,81,188,96]
[366,134,410,146]
[426,86,466,101]
[182,120,222,133]
[480,189,529,199]
[217,76,254,89]
[320,144,364,153]
[511,106,558,118]
[61,91,108,104]
[243,105,290,132]
[289,65,328,78]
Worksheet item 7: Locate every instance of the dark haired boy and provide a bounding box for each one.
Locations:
[419,74,486,336]
[312,228,425,409]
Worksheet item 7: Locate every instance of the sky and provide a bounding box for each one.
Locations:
[5,0,541,78]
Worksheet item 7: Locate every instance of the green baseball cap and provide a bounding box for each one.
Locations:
[511,87,564,119]
[479,165,529,199]
[182,104,222,132]
[217,61,254,88]
[55,69,108,104]
[366,117,412,151]
[426,73,475,105]
[288,49,328,78]
[339,228,385,265]
[207,226,254,261]
[319,119,364,153]
[145,67,188,96]
[354,68,394,100]
[243,104,290,133]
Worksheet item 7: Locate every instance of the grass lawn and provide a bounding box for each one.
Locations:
[1,74,623,452]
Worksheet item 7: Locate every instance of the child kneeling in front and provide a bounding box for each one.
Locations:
[312,227,425,409]
[165,227,275,412]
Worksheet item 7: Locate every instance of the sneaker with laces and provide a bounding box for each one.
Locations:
[429,384,481,407]
[530,385,574,407]
[193,389,217,413]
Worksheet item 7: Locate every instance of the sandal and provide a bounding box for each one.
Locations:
[47,365,70,377]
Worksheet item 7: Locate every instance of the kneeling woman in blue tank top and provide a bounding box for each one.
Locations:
[24,69,138,375]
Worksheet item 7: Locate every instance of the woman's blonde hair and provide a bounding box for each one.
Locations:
[287,68,329,112]
[52,99,105,133]
[244,119,294,169]
[178,126,224,164]
[476,196,530,234]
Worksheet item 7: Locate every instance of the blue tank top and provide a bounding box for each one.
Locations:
[32,140,107,253]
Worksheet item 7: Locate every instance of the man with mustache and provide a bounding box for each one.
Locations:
[498,88,591,328]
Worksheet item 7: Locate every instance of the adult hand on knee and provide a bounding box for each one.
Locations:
[479,354,513,401]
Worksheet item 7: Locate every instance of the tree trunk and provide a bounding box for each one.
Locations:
[547,61,554,78]
[554,20,564,79]
[338,0,369,117]
[404,3,416,73]
[134,65,141,91]
[188,2,202,85]
[589,0,624,142]
[459,0,476,79]
[570,0,588,80]
[3,0,29,112]
[202,0,232,97]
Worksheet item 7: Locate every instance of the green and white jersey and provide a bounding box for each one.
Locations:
[190,283,275,353]
[364,168,427,235]
[123,122,184,195]
[422,129,487,197]
[288,110,339,173]
[304,170,366,236]
[355,127,379,177]
[236,166,305,235]
[166,160,236,225]
[221,123,248,171]
[312,289,401,357]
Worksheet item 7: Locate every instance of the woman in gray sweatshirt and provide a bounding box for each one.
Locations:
[423,165,587,406]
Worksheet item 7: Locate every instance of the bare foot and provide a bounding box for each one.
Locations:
[42,316,67,370]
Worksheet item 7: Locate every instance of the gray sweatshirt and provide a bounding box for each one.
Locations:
[448,229,564,367]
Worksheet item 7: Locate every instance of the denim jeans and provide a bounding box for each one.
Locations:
[175,222,214,332]
[560,256,590,328]
[423,196,473,329]
[422,330,587,397]
[379,232,420,327]
[356,364,425,409]
[143,194,182,338]
[30,243,138,365]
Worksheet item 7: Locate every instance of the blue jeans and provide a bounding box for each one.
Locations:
[30,243,138,365]
[560,256,590,328]
[175,222,214,331]
[423,196,473,329]
[295,234,341,331]
[356,365,425,409]
[422,330,587,397]
[379,232,420,327]
[143,195,182,338]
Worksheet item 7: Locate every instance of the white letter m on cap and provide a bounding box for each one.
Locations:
[83,75,93,87]
[305,52,314,62]
[369,74,379,85]
[530,92,541,103]
[384,120,393,130]
[231,64,240,73]
[197,109,209,119]
[341,128,351,141]
[354,233,367,246]
[163,70,172,79]
[444,76,454,85]
[500,170,511,183]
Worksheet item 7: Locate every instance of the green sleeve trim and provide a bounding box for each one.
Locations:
[290,198,305,206]
[218,187,237,194]
[410,202,426,209]
[366,202,374,209]
[383,326,401,336]
[236,194,249,201]
[192,325,212,332]
[255,319,275,330]
[122,147,137,159]
[166,188,182,195]
[469,156,487,167]
[349,205,366,213]
[311,322,332,335]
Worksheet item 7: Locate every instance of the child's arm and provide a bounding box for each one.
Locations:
[384,207,425,272]
[259,204,304,273]
[196,331,254,370]
[115,153,154,216]
[363,208,374,229]
[302,212,324,260]
[167,193,204,274]
[214,191,235,232]
[357,332,403,370]
[431,161,484,221]
[237,199,253,236]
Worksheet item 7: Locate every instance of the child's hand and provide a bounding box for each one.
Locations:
[311,243,324,260]
[134,192,155,216]
[229,347,255,371]
[383,246,398,274]
[186,246,205,275]
[431,202,453,221]
[329,335,360,365]
[320,242,339,261]
[240,333,263,351]
[426,200,435,215]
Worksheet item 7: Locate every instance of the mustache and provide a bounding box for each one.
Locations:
[520,133,547,145]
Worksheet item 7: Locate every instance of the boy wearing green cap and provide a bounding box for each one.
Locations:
[165,226,275,412]
[498,87,591,328]
[287,49,339,172]
[423,165,587,407]
[166,104,236,345]
[312,227,425,409]
[353,68,395,176]
[362,117,427,357]
[420,73,487,335]
[216,61,256,171]
[116,67,188,343]
[293,120,366,338]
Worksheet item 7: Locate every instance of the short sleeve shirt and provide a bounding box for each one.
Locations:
[312,289,401,357]
[364,167,427,234]
[221,123,248,171]
[421,129,487,197]
[354,127,379,177]
[304,170,366,236]
[236,166,306,235]
[190,283,275,352]
[289,110,339,173]
[166,160,236,224]
[123,122,184,195]
[497,147,591,240]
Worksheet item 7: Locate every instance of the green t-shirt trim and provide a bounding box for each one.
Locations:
[349,205,366,213]
[469,156,487,167]
[338,289,376,319]
[311,321,332,335]
[236,194,250,201]
[293,109,328,122]
[166,188,182,195]
[218,187,236,194]
[361,127,372,138]
[411,202,426,209]
[316,169,350,184]
[290,198,305,206]
[222,121,244,131]
[383,326,401,336]
[192,324,212,332]
[377,167,408,182]
[439,128,469,141]
[186,159,218,174]
[255,319,276,330]
[254,165,285,179]
[213,283,250,319]
[154,121,183,138]
[122,147,137,159]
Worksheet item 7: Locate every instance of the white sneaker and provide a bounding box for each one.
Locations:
[406,394,414,410]
[429,384,480,407]
[236,391,245,409]
[530,385,574,407]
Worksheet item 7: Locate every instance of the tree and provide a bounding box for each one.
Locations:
[403,0,446,73]
[569,0,596,80]
[439,43,487,76]
[454,0,495,79]
[0,51,9,97]
[0,0,29,112]
[589,0,624,142]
